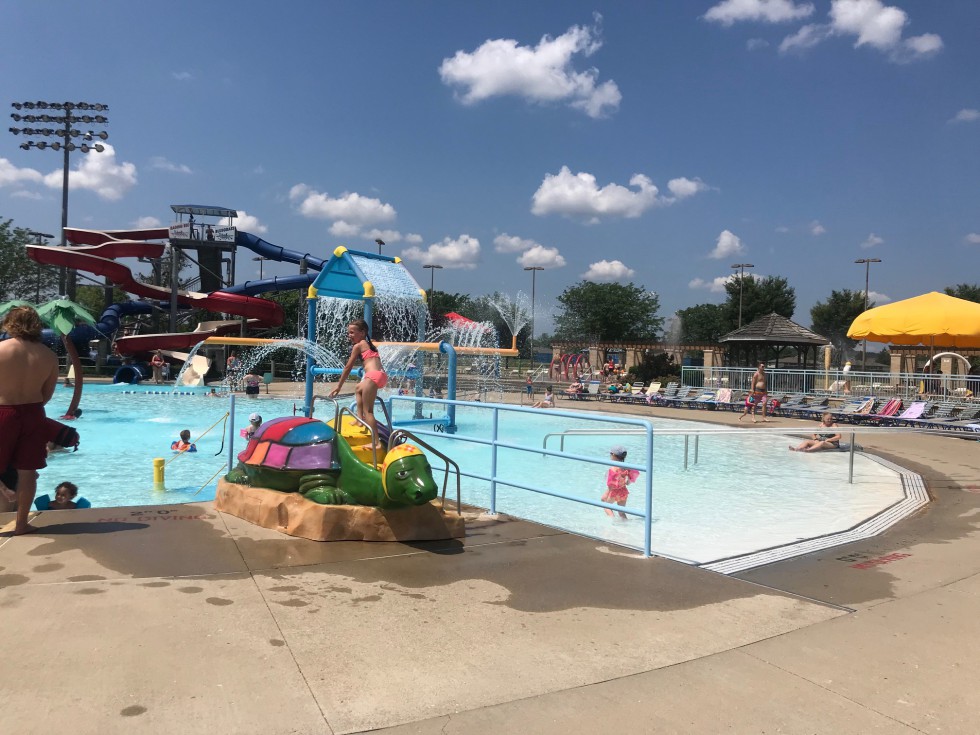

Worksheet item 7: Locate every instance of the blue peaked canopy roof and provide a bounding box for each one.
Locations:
[311,247,425,301]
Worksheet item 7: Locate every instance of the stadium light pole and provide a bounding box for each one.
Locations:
[730,263,755,328]
[855,257,881,371]
[422,264,443,320]
[523,266,544,367]
[25,230,54,301]
[9,100,109,300]
[252,256,267,280]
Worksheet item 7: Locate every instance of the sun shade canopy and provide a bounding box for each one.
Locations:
[847,291,980,348]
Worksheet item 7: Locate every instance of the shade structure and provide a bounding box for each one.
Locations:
[847,292,980,348]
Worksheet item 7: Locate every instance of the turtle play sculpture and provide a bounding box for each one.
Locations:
[225,416,438,508]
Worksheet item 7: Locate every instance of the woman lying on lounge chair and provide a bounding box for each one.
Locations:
[789,412,841,452]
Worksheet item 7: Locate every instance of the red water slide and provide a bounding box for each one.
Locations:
[27,228,284,353]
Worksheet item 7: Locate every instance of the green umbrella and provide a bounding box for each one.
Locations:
[36,298,97,420]
[0,300,36,322]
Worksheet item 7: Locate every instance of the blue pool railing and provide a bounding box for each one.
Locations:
[388,396,655,557]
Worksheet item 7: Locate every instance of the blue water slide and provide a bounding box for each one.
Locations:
[222,274,316,297]
[234,231,328,271]
[37,301,159,352]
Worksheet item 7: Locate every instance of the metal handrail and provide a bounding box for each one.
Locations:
[388,428,462,514]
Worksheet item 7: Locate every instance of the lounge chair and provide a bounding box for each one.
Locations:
[881,401,930,426]
[903,401,958,429]
[679,390,717,409]
[831,396,877,423]
[855,397,903,424]
[650,382,679,405]
[705,387,735,411]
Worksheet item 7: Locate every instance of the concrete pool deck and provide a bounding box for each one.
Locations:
[2,390,980,733]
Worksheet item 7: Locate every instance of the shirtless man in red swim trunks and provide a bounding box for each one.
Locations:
[0,306,60,535]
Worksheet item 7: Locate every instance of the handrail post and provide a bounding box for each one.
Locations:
[227,394,236,472]
[644,427,653,557]
[694,434,699,465]
[848,431,856,484]
[684,434,689,470]
[489,407,499,515]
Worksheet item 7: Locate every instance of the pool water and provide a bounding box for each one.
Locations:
[39,384,906,564]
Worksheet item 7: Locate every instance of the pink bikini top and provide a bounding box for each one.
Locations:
[361,347,380,360]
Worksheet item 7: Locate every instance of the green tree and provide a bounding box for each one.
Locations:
[554,282,663,342]
[675,303,730,343]
[266,289,303,338]
[944,284,980,303]
[428,291,474,321]
[0,218,59,301]
[810,289,868,363]
[75,284,131,324]
[724,274,796,327]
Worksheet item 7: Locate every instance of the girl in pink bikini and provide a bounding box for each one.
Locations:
[330,319,388,449]
[601,445,640,519]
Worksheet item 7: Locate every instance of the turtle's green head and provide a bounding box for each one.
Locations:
[381,444,437,505]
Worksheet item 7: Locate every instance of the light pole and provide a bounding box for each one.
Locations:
[9,100,109,300]
[730,263,755,328]
[523,266,544,367]
[422,264,443,319]
[252,256,268,280]
[25,230,54,302]
[375,238,385,255]
[855,257,881,370]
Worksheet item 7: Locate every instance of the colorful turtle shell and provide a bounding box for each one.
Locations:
[238,416,336,472]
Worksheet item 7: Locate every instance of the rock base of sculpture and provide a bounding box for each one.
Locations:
[215,479,465,542]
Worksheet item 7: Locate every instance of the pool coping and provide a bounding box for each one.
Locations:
[699,453,928,574]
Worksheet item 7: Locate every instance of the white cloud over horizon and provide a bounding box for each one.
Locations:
[439,16,621,118]
[401,234,481,269]
[867,290,891,304]
[689,275,734,293]
[709,229,746,259]
[531,167,706,221]
[134,216,162,228]
[582,259,634,282]
[965,233,980,244]
[149,156,192,174]
[861,232,884,249]
[220,210,267,234]
[779,0,943,62]
[3,146,137,201]
[493,233,567,268]
[810,220,826,235]
[704,0,815,26]
[949,109,980,124]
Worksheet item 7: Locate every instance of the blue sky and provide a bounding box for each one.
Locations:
[2,0,978,333]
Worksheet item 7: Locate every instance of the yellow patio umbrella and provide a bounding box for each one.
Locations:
[847,291,980,349]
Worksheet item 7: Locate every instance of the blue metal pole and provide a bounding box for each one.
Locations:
[644,427,653,557]
[227,394,236,472]
[439,341,458,433]
[489,407,499,515]
[304,286,318,417]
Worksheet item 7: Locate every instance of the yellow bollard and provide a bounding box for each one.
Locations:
[153,457,165,492]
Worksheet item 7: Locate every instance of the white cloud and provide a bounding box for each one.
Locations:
[405,233,423,244]
[149,156,192,174]
[709,230,746,259]
[329,221,362,238]
[775,225,790,233]
[363,228,403,244]
[518,244,566,269]
[438,16,621,119]
[532,166,660,220]
[172,71,193,81]
[861,232,884,249]
[582,260,634,282]
[867,290,891,304]
[493,233,539,253]
[949,109,980,124]
[747,38,771,50]
[704,0,815,26]
[289,183,396,226]
[965,233,980,245]
[40,144,137,201]
[220,210,267,234]
[10,190,43,200]
[779,1,942,61]
[689,275,734,293]
[667,176,709,199]
[779,23,832,52]
[401,235,481,269]
[135,216,162,228]
[810,220,826,235]
[0,158,43,187]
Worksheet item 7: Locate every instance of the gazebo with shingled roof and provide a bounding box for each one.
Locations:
[720,312,830,369]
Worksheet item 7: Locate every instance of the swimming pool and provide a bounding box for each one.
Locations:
[38,384,909,565]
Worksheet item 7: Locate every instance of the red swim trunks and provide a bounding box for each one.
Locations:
[0,403,48,471]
